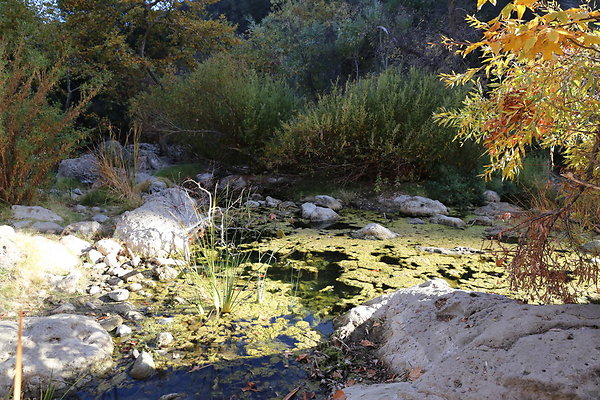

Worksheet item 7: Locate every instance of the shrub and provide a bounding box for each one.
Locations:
[270,67,480,180]
[0,44,101,204]
[131,56,302,164]
[425,166,484,207]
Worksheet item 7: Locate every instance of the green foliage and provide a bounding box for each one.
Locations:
[425,166,484,207]
[153,163,205,184]
[271,67,480,180]
[244,0,385,95]
[132,56,302,164]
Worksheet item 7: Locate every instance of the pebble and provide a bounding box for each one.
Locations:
[156,332,174,347]
[99,315,123,332]
[128,283,143,292]
[130,351,156,380]
[88,285,101,295]
[88,249,104,264]
[108,289,130,302]
[116,324,133,337]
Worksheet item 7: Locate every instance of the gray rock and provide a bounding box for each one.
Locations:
[60,235,92,256]
[301,202,340,221]
[73,204,88,213]
[53,270,82,294]
[429,214,466,228]
[154,266,179,281]
[407,217,425,224]
[49,303,77,315]
[313,195,343,211]
[57,153,99,184]
[130,351,156,380]
[219,175,247,191]
[265,196,281,207]
[0,314,113,395]
[108,289,130,302]
[116,324,132,337]
[96,238,122,256]
[468,215,494,226]
[245,200,261,208]
[92,214,110,223]
[474,202,522,217]
[98,315,123,332]
[114,188,201,258]
[338,280,600,400]
[125,311,144,321]
[483,189,501,203]
[30,221,64,234]
[63,221,102,238]
[351,223,399,240]
[195,172,215,188]
[156,332,174,347]
[12,205,62,222]
[392,195,448,217]
[279,201,297,209]
[301,202,317,219]
[580,240,600,256]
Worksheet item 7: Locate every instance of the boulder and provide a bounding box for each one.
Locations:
[96,238,123,256]
[338,280,600,400]
[57,153,99,184]
[0,314,113,396]
[351,223,399,240]
[474,202,522,217]
[11,205,63,222]
[30,221,64,234]
[301,202,340,222]
[391,196,448,217]
[219,175,248,191]
[482,189,501,203]
[429,214,466,228]
[313,195,343,211]
[114,188,201,258]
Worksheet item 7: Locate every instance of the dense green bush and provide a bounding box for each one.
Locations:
[132,56,302,164]
[269,67,481,179]
[425,166,484,207]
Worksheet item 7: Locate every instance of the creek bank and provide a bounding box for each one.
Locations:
[336,279,600,400]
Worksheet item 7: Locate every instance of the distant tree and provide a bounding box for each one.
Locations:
[435,0,600,302]
[54,0,239,129]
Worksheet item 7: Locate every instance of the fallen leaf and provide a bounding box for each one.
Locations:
[346,379,357,386]
[359,339,376,347]
[366,369,377,378]
[241,382,259,392]
[282,386,300,400]
[302,391,316,399]
[408,367,424,381]
[332,389,347,400]
[371,321,381,327]
[331,371,343,379]
[296,353,309,362]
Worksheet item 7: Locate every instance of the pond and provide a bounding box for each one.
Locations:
[74,207,509,400]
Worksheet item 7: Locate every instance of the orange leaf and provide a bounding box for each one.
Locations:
[359,339,376,347]
[408,367,424,381]
[332,389,347,400]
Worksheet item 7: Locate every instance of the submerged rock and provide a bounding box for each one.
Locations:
[0,314,113,396]
[391,195,448,217]
[351,223,399,240]
[338,280,600,400]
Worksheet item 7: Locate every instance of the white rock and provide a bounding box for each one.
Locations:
[301,202,317,219]
[108,289,130,302]
[301,202,340,221]
[156,332,174,347]
[351,223,399,240]
[116,324,132,337]
[11,205,63,222]
[96,238,122,256]
[152,257,186,267]
[128,283,143,292]
[0,314,113,396]
[105,253,121,269]
[87,249,105,264]
[114,188,201,258]
[474,202,522,217]
[338,280,600,400]
[130,351,156,380]
[154,266,179,281]
[53,270,82,294]
[0,234,22,271]
[88,285,101,295]
[60,235,92,256]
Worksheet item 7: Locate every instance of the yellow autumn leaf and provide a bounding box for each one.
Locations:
[582,34,600,45]
[516,4,527,19]
[514,0,537,7]
[477,0,489,11]
[546,29,560,43]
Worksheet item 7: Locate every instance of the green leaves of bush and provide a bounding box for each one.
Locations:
[270,67,480,180]
[132,56,302,165]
